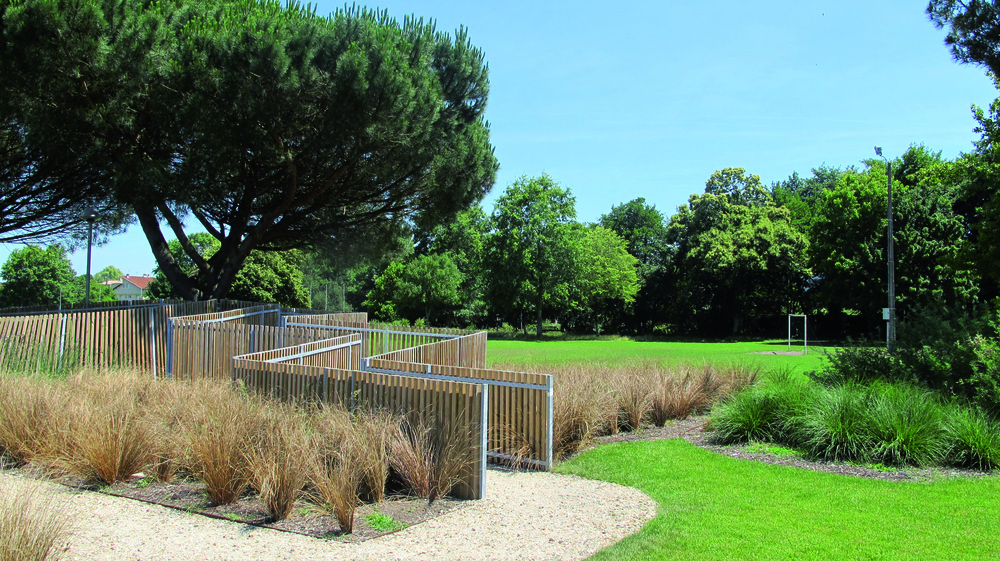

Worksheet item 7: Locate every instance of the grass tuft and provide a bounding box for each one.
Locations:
[0,479,71,561]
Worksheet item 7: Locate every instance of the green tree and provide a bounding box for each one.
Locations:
[810,157,977,335]
[570,226,640,335]
[418,206,489,326]
[148,233,309,307]
[61,274,117,307]
[0,245,75,307]
[395,253,465,325]
[598,198,670,333]
[667,171,810,335]
[93,266,124,284]
[928,0,1000,77]
[2,0,497,301]
[363,261,405,322]
[486,175,577,336]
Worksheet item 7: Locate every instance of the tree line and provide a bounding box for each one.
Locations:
[2,0,999,339]
[301,140,990,338]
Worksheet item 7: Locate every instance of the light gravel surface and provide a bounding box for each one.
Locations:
[2,468,656,561]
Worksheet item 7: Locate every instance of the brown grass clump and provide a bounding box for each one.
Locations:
[650,366,720,425]
[494,359,761,459]
[247,406,312,521]
[390,415,475,503]
[183,384,264,506]
[0,479,71,561]
[308,406,362,533]
[0,375,63,466]
[351,410,396,503]
[58,371,157,485]
[614,367,655,431]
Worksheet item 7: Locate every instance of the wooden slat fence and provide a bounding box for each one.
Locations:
[0,300,220,374]
[367,357,553,469]
[230,358,486,499]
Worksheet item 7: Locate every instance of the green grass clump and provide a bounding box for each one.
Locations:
[799,383,873,462]
[865,382,949,467]
[945,407,1000,470]
[710,371,1000,470]
[364,509,405,532]
[560,439,1000,561]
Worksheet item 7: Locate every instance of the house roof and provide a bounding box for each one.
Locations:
[121,275,155,290]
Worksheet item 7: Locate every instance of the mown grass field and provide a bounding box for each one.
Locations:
[487,338,830,374]
[558,439,1000,561]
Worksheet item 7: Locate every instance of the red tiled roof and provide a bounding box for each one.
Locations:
[122,275,155,290]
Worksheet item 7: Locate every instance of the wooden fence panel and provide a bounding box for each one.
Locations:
[366,358,552,469]
[230,360,486,499]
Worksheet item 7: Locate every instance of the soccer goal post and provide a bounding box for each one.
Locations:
[787,314,807,354]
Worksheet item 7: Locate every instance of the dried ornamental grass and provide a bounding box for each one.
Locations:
[58,373,158,484]
[0,376,64,466]
[247,407,312,521]
[184,391,264,505]
[0,480,71,561]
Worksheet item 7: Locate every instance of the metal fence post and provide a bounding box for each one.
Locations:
[149,306,157,378]
[480,383,489,499]
[545,375,554,470]
[165,318,174,378]
[58,313,67,369]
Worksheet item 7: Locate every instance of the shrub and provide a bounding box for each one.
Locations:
[945,406,1000,470]
[799,383,873,462]
[865,382,949,467]
[0,479,71,561]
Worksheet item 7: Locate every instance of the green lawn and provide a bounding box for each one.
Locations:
[557,439,1000,561]
[487,339,830,374]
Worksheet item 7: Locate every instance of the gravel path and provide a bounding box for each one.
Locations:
[2,467,656,561]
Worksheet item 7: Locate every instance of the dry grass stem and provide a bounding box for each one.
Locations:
[0,479,71,561]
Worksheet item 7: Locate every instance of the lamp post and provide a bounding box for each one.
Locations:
[874,146,895,351]
[80,207,99,308]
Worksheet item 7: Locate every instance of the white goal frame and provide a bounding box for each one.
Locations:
[787,314,807,354]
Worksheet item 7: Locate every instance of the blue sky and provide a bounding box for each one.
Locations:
[6,0,996,276]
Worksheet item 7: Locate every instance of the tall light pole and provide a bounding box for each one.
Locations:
[875,146,895,350]
[80,207,99,308]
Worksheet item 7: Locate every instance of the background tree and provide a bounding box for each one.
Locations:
[809,151,976,336]
[148,233,310,307]
[418,207,490,325]
[0,245,112,307]
[667,171,810,335]
[928,0,1000,77]
[2,0,497,300]
[598,198,670,333]
[568,226,640,335]
[395,253,465,325]
[486,175,577,336]
[93,266,124,284]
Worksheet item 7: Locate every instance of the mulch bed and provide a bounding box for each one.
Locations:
[1,463,465,543]
[590,415,996,482]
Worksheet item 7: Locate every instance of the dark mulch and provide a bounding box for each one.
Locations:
[2,464,465,543]
[589,415,995,482]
